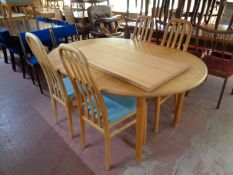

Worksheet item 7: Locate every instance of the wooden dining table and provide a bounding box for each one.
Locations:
[47,38,207,162]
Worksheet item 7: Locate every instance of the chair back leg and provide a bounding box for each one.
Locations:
[217,78,228,109]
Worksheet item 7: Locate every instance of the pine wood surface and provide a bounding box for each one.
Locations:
[48,38,207,97]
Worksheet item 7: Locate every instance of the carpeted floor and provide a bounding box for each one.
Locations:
[0,55,233,175]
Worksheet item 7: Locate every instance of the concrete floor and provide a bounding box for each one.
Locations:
[1,55,233,175]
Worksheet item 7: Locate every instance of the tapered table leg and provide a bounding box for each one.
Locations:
[136,97,146,161]
[173,92,185,127]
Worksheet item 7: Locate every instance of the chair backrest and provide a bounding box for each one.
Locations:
[55,20,69,26]
[59,44,109,130]
[132,15,154,43]
[195,25,233,60]
[161,18,192,51]
[54,8,63,21]
[50,24,79,46]
[63,8,76,24]
[20,28,54,52]
[25,32,69,103]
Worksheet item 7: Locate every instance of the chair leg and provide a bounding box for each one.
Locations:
[20,55,26,78]
[79,110,86,149]
[104,133,111,170]
[2,47,8,64]
[231,88,233,95]
[217,78,228,109]
[10,52,16,72]
[65,103,73,139]
[154,97,161,133]
[28,66,35,84]
[51,98,58,123]
[34,66,43,94]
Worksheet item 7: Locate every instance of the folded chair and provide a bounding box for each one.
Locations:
[59,44,136,170]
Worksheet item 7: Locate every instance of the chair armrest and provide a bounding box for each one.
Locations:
[95,15,121,25]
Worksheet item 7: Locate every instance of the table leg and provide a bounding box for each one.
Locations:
[136,97,146,161]
[173,92,185,127]
[143,101,147,145]
[154,96,161,133]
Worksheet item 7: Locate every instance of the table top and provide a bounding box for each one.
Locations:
[48,38,207,97]
[76,41,189,91]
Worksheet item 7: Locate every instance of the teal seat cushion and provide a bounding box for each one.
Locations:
[103,93,136,124]
[62,77,75,100]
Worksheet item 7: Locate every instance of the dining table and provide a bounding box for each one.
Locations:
[47,38,207,162]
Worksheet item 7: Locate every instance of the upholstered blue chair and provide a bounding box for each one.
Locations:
[50,24,80,47]
[19,29,54,94]
[0,29,25,74]
[59,44,137,170]
[0,28,9,64]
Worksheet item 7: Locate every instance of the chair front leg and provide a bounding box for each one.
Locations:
[20,54,26,78]
[2,47,8,64]
[104,133,111,170]
[217,77,228,109]
[231,88,233,95]
[10,52,16,72]
[34,66,43,94]
[65,102,73,139]
[51,98,58,123]
[79,109,86,149]
[28,65,35,84]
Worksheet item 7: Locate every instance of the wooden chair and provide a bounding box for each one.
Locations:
[132,15,154,43]
[161,18,192,51]
[59,44,136,170]
[53,8,63,21]
[195,25,233,109]
[63,8,76,24]
[25,32,76,139]
[154,18,192,133]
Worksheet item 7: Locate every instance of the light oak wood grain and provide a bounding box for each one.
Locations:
[48,38,207,162]
[77,42,189,91]
[48,38,207,97]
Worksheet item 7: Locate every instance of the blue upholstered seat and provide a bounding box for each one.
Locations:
[27,55,39,65]
[62,78,136,123]
[103,94,136,123]
[62,77,75,100]
[85,93,136,124]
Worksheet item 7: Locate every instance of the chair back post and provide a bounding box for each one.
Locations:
[132,15,154,43]
[58,44,110,131]
[25,32,69,103]
[19,32,29,64]
[161,18,192,51]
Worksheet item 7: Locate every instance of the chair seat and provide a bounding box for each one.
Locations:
[202,55,233,76]
[103,93,136,124]
[63,77,75,100]
[27,55,39,65]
